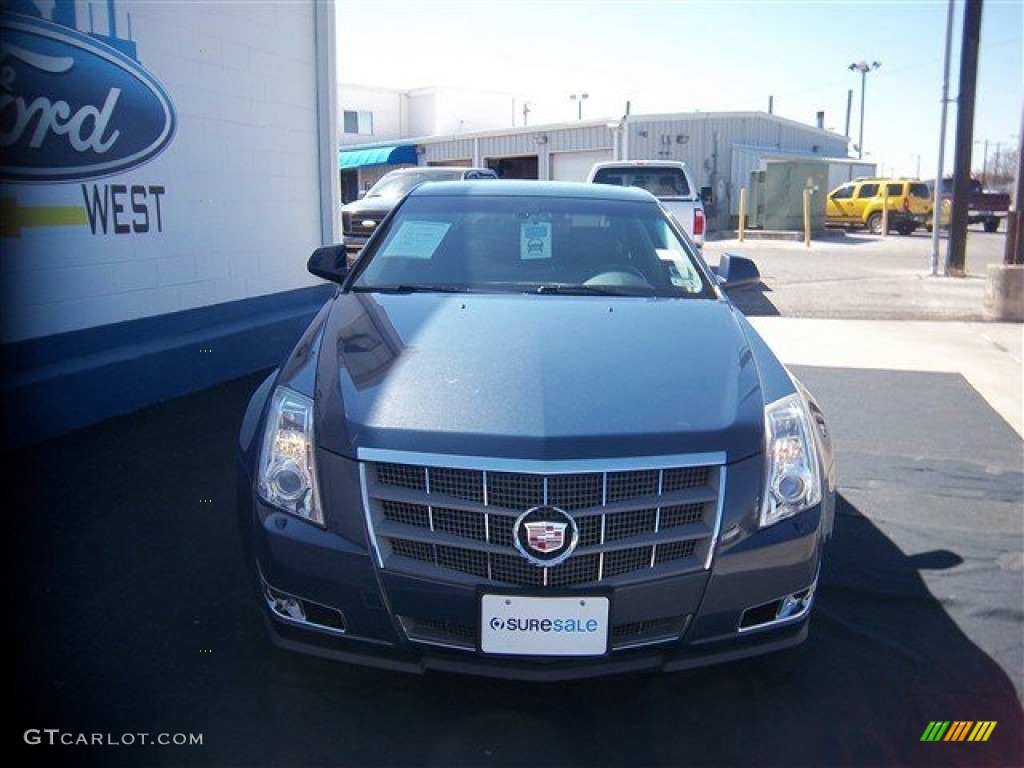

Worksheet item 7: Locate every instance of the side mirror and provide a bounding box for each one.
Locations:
[700,186,713,204]
[715,253,761,290]
[308,244,349,283]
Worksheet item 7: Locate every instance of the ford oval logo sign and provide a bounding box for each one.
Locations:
[0,11,176,182]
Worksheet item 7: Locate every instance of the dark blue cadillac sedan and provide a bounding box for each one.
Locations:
[237,180,836,680]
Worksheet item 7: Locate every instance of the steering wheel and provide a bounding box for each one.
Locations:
[583,264,651,288]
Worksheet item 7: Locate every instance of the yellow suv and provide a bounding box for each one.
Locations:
[825,178,932,235]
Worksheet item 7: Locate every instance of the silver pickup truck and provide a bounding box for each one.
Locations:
[588,160,708,248]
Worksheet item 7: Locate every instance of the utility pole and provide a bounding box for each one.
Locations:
[931,0,955,276]
[844,89,853,138]
[946,0,984,276]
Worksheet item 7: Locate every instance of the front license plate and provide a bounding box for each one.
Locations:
[480,594,609,656]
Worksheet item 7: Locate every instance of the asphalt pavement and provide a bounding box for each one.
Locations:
[705,228,1023,437]
[703,227,1009,322]
[7,226,1023,767]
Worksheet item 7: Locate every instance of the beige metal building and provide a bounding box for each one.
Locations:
[340,111,862,230]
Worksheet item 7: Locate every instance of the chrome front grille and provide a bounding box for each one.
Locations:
[361,452,724,588]
[342,212,384,237]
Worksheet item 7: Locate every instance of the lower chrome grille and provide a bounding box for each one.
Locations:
[398,613,690,652]
[361,451,724,588]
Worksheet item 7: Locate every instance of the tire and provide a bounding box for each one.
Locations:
[984,218,1000,233]
[866,212,883,235]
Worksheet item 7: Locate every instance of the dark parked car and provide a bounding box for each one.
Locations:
[341,166,497,256]
[238,180,836,680]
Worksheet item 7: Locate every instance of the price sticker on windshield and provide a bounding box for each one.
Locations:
[520,222,552,260]
[382,221,451,259]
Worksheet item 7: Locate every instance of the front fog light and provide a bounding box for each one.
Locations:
[257,387,323,526]
[760,393,822,528]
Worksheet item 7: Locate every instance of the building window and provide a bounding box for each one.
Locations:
[344,110,373,135]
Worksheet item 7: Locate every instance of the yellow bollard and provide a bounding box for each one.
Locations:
[881,183,889,237]
[803,188,811,247]
[738,188,747,242]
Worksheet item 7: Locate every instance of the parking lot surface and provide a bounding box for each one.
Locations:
[8,229,1023,767]
[704,228,1009,322]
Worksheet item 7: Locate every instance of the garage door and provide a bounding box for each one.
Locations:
[550,149,613,182]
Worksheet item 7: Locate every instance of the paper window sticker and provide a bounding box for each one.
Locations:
[382,221,451,259]
[520,221,552,260]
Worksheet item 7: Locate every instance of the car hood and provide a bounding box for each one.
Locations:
[341,196,395,215]
[315,292,766,463]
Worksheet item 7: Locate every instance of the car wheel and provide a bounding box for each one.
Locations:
[984,218,1000,233]
[866,212,883,235]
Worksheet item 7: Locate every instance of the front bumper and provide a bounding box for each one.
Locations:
[341,233,369,255]
[238,450,832,680]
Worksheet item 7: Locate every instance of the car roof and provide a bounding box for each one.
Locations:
[407,179,658,202]
[591,160,688,169]
[388,166,494,175]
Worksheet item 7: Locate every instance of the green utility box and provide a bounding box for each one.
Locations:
[762,160,829,231]
[748,170,766,228]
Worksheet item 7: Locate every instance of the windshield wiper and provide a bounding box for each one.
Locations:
[352,284,471,294]
[533,283,652,296]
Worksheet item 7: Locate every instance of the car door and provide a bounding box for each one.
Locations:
[826,183,857,224]
[853,183,879,222]
[884,182,904,213]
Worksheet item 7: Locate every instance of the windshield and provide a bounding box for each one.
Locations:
[592,168,692,197]
[366,170,464,199]
[351,194,713,298]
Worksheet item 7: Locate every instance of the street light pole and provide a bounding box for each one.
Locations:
[570,92,589,121]
[848,60,881,159]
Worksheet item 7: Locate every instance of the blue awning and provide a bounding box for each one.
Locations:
[339,144,418,169]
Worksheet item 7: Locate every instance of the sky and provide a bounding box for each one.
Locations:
[336,0,1023,181]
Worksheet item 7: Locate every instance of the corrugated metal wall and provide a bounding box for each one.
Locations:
[406,112,850,226]
[422,139,476,165]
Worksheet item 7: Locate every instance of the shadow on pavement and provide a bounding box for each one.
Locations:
[8,372,1023,767]
[725,282,781,317]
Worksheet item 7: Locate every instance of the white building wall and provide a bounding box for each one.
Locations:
[827,161,877,188]
[415,86,515,136]
[338,84,408,146]
[0,1,334,343]
[408,90,439,138]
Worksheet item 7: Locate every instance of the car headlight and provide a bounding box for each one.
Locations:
[760,393,822,528]
[256,387,323,526]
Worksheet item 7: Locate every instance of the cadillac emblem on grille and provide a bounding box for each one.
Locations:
[513,506,578,567]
